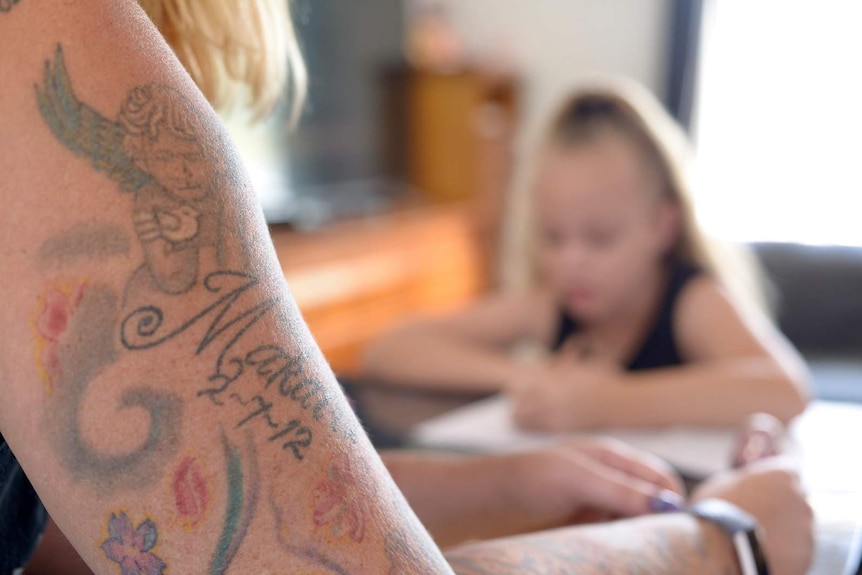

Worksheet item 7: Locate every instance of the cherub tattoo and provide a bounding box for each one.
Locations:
[36,45,227,297]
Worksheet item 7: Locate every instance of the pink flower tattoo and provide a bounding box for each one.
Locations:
[34,281,87,392]
[171,456,210,530]
[312,454,369,543]
[100,511,167,575]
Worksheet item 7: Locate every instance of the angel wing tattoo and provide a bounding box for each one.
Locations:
[35,45,152,193]
[35,44,224,296]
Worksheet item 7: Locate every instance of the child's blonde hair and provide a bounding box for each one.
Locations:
[137,0,306,122]
[529,79,770,315]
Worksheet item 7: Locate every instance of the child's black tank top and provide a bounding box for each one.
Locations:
[551,263,701,371]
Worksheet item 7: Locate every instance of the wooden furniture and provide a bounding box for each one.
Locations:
[407,69,516,201]
[271,203,484,377]
[405,68,518,286]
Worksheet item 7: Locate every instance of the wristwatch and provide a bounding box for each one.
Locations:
[688,499,771,575]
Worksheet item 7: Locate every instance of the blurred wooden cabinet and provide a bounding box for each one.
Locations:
[271,204,483,377]
[404,68,519,286]
[407,69,517,201]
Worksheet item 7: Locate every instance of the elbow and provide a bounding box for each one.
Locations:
[774,390,808,426]
[770,365,812,425]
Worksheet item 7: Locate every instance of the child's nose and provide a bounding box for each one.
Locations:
[560,243,591,271]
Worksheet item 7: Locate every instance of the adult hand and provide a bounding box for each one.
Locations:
[499,438,685,530]
[691,458,814,575]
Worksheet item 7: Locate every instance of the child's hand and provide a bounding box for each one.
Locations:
[507,359,622,431]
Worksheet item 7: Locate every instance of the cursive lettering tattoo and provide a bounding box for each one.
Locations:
[33,42,369,575]
[120,268,350,460]
[34,44,355,498]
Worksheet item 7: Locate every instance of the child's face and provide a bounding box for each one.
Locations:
[534,134,676,322]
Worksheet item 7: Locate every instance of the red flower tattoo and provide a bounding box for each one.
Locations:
[171,456,210,530]
[312,454,369,543]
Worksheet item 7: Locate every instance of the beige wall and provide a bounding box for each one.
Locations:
[413,0,673,286]
[432,0,670,107]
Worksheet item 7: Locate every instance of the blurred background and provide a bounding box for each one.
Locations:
[224,0,862,407]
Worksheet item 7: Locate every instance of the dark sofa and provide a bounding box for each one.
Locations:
[754,243,862,403]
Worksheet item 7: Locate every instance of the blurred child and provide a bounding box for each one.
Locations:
[363,80,809,431]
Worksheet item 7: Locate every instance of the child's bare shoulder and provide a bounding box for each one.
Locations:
[674,275,765,359]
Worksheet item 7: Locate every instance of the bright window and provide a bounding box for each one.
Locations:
[693,1,862,246]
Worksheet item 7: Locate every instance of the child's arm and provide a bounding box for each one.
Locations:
[512,277,809,429]
[607,277,809,426]
[361,290,556,393]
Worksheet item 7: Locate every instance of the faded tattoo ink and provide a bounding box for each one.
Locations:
[312,453,369,543]
[269,489,353,575]
[120,269,345,459]
[0,0,21,13]
[34,43,364,573]
[35,43,355,499]
[37,45,229,296]
[171,456,210,531]
[38,223,131,267]
[33,279,88,394]
[48,285,182,491]
[101,511,167,575]
[210,429,259,575]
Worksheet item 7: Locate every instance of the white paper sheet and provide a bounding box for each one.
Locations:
[411,394,741,478]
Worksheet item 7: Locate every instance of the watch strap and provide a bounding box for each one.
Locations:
[688,499,770,575]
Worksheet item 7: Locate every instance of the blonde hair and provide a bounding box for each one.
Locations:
[138,0,306,122]
[528,79,770,315]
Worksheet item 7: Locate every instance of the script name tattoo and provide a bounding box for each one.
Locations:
[35,42,363,575]
[35,43,355,497]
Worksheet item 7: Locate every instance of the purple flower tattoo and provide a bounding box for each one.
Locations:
[100,511,167,575]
